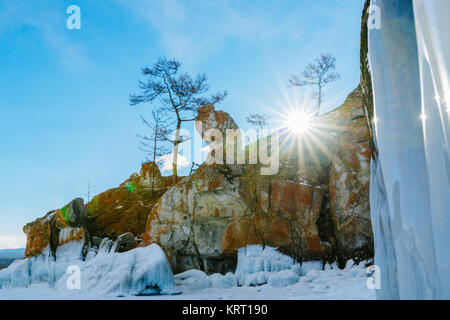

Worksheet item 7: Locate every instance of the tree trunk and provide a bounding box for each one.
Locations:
[172,119,181,184]
[316,86,322,118]
[152,125,158,191]
[153,124,158,163]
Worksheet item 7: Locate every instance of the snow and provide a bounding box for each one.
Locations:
[267,270,299,287]
[0,257,374,300]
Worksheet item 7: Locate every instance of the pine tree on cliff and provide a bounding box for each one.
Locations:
[289,53,341,117]
[130,57,227,183]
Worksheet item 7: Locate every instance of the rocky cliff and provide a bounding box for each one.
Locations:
[142,88,372,273]
[20,0,375,277]
[23,88,372,274]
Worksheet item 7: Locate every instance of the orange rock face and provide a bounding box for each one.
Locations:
[23,198,85,257]
[23,211,55,257]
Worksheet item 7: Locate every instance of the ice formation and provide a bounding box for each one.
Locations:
[0,243,180,296]
[233,245,326,287]
[173,245,369,298]
[174,269,237,292]
[0,239,373,299]
[369,0,450,299]
[173,246,306,291]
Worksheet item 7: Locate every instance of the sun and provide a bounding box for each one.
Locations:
[286,111,313,134]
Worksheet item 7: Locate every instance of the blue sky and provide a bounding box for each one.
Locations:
[0,0,364,249]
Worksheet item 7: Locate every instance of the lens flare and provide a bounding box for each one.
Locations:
[286,111,313,134]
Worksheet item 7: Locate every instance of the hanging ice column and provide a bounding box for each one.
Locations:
[369,0,450,299]
[413,0,450,299]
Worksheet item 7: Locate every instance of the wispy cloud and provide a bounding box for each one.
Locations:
[0,0,91,71]
[118,0,305,65]
[0,235,26,250]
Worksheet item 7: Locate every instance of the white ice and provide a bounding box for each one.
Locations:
[0,255,374,300]
[0,243,374,299]
[0,243,179,296]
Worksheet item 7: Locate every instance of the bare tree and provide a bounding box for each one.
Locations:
[130,57,227,183]
[84,179,93,213]
[138,108,172,190]
[246,113,270,131]
[138,108,172,163]
[289,53,341,117]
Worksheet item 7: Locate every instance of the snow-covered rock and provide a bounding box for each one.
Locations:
[0,243,179,296]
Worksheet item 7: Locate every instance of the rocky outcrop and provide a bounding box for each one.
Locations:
[23,198,85,257]
[23,165,173,258]
[142,90,373,273]
[86,163,172,241]
[195,104,239,137]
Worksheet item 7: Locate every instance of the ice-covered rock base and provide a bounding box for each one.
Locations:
[0,244,374,299]
[0,243,179,296]
[173,245,372,298]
